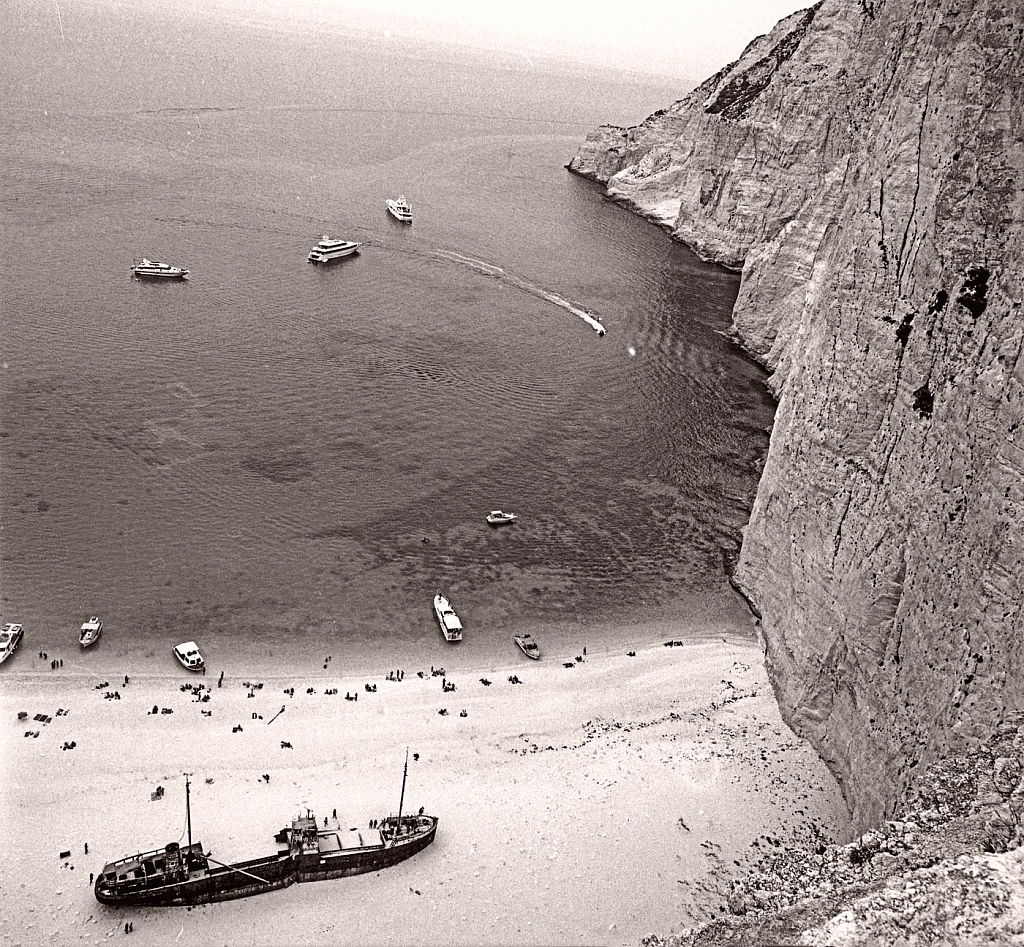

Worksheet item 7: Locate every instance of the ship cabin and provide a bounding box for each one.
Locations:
[288,811,321,857]
[98,841,207,893]
[282,809,391,859]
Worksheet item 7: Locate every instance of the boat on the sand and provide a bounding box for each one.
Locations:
[94,755,436,906]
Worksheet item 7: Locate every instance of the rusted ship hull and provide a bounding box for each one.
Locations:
[94,817,438,907]
[94,853,294,906]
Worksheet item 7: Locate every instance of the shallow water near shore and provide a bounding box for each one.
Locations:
[0,4,775,677]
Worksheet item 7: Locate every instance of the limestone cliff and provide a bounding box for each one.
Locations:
[570,0,1024,829]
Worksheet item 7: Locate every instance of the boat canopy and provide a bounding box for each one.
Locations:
[441,613,462,632]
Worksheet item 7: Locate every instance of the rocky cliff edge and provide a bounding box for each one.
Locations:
[569,0,1024,830]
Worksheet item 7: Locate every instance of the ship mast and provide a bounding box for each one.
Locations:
[396,748,409,836]
[185,774,193,852]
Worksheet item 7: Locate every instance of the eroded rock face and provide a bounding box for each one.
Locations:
[570,0,1024,829]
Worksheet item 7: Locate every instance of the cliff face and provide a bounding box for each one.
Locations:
[570,0,1024,829]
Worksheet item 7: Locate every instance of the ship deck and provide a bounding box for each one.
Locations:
[101,841,206,882]
[316,821,383,853]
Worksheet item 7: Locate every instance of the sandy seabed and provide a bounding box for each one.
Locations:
[1,632,850,947]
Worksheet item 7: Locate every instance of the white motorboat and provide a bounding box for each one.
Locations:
[0,623,24,665]
[433,592,463,642]
[131,258,189,279]
[386,196,413,223]
[514,633,541,660]
[79,616,103,648]
[486,510,518,526]
[307,236,361,264]
[173,640,205,672]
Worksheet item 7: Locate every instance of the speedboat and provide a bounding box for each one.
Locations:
[173,641,205,672]
[131,259,189,279]
[433,592,463,642]
[79,616,103,648]
[307,236,361,264]
[486,510,517,526]
[0,623,24,665]
[386,196,413,223]
[514,633,541,660]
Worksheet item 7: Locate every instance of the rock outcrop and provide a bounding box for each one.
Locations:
[641,715,1024,946]
[569,0,1024,829]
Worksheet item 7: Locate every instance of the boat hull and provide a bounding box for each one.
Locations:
[296,820,437,882]
[95,819,438,907]
[94,853,294,907]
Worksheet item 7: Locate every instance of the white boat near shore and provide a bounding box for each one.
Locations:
[173,641,205,672]
[433,592,462,642]
[514,633,541,660]
[79,616,103,648]
[486,510,517,525]
[0,623,24,665]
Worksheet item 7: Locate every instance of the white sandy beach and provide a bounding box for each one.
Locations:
[0,633,850,947]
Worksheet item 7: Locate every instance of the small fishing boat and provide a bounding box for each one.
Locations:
[514,633,541,660]
[95,753,436,906]
[486,510,517,526]
[386,196,413,223]
[79,616,103,648]
[433,592,463,642]
[131,259,189,279]
[0,623,24,665]
[307,236,361,264]
[173,641,205,672]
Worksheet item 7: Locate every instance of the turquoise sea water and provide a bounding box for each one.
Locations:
[0,1,774,676]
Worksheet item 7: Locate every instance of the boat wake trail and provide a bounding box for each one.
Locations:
[434,251,606,336]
